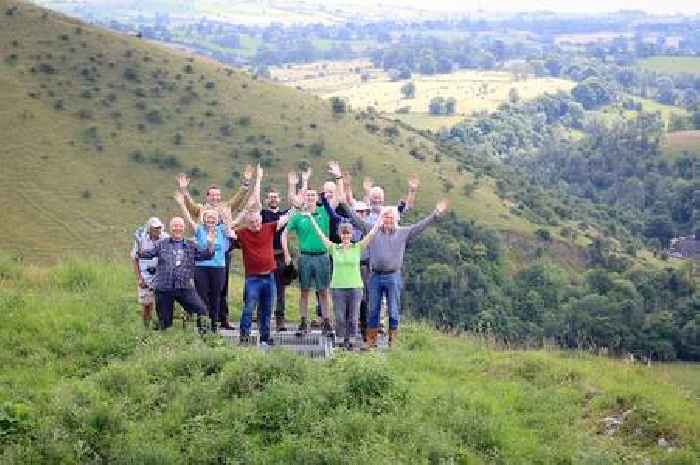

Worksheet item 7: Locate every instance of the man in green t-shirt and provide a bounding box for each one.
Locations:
[286,189,333,333]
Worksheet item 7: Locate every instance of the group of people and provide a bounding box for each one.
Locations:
[131,161,447,348]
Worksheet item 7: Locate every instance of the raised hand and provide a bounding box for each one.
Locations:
[363,177,373,193]
[174,191,186,205]
[176,173,190,191]
[436,198,449,215]
[408,174,419,192]
[288,171,299,187]
[243,164,254,181]
[328,161,342,178]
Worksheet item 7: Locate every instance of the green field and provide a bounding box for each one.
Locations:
[638,56,700,75]
[0,0,547,262]
[1,258,699,464]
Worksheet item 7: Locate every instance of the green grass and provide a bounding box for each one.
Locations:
[1,258,699,464]
[638,57,700,75]
[0,0,546,263]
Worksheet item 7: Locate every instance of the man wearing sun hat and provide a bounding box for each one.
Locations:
[130,217,168,329]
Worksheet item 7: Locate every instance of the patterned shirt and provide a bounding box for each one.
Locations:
[140,238,214,290]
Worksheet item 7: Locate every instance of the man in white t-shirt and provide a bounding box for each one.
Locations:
[130,217,168,328]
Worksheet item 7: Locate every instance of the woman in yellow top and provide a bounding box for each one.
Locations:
[305,211,381,349]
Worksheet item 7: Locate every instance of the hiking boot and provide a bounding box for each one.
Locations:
[220,320,234,330]
[363,328,378,350]
[298,317,308,332]
[276,317,287,331]
[388,328,397,347]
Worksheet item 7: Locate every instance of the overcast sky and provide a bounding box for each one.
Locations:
[400,0,699,14]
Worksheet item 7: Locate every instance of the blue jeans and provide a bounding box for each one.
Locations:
[240,274,276,342]
[368,272,401,330]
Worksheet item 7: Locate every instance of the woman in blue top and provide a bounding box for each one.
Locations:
[177,192,230,332]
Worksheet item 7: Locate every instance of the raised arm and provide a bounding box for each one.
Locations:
[328,161,346,208]
[177,173,202,220]
[300,166,312,196]
[305,212,333,249]
[343,171,355,205]
[245,164,263,213]
[228,164,254,214]
[174,191,198,231]
[405,174,419,211]
[406,199,448,241]
[362,176,373,204]
[358,213,382,249]
[287,171,304,208]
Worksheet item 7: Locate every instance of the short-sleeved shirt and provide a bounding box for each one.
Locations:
[236,222,277,276]
[287,207,330,254]
[130,229,169,281]
[194,224,228,267]
[329,243,363,289]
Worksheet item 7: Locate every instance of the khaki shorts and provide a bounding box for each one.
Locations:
[137,286,155,305]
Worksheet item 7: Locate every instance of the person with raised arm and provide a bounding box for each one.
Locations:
[285,174,334,335]
[364,199,448,348]
[138,217,215,334]
[362,174,419,225]
[174,193,230,333]
[232,165,293,344]
[304,204,382,349]
[260,178,295,330]
[176,165,254,329]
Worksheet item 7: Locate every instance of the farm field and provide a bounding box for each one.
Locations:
[662,130,700,158]
[273,63,575,131]
[638,56,700,75]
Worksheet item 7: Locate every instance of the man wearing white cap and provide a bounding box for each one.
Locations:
[131,217,168,328]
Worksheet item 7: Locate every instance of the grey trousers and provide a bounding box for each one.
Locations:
[332,288,363,339]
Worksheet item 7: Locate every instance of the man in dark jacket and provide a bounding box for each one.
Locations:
[139,217,215,332]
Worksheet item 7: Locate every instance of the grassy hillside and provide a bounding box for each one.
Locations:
[0,0,546,262]
[1,258,699,464]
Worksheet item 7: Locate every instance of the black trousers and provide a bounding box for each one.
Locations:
[274,253,286,320]
[220,252,231,323]
[195,266,227,326]
[155,289,206,330]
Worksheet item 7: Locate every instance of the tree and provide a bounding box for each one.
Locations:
[508,87,520,104]
[401,81,416,99]
[445,97,457,115]
[428,97,446,115]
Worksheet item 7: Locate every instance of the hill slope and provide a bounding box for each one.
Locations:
[0,0,535,262]
[1,259,699,464]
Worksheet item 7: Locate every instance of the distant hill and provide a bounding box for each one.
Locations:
[1,0,540,262]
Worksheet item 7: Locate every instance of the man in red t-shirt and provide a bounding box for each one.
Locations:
[234,210,291,343]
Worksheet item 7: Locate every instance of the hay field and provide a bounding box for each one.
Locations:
[273,63,575,130]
